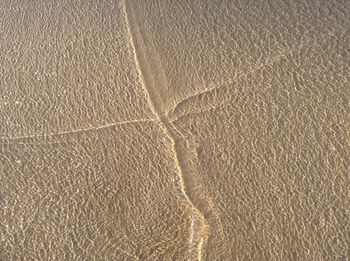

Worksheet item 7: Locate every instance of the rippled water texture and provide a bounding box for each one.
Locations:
[1,0,350,260]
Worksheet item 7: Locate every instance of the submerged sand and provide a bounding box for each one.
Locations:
[1,0,349,260]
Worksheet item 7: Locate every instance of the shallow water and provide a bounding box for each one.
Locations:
[1,0,350,260]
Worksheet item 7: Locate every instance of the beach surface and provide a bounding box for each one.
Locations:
[1,0,349,260]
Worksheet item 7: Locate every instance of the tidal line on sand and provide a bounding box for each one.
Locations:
[122,1,209,260]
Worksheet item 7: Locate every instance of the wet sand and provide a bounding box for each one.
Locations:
[1,0,350,260]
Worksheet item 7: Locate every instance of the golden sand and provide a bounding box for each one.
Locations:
[1,0,349,260]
